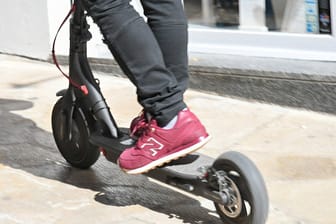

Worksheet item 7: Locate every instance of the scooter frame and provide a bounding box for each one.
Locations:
[56,0,226,205]
[52,1,269,223]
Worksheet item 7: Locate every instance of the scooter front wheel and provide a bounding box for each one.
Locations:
[51,97,100,169]
[212,151,269,224]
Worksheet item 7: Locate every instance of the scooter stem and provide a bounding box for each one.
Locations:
[68,0,119,138]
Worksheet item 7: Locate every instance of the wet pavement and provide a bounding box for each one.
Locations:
[0,54,335,224]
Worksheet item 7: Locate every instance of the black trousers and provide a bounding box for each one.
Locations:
[81,0,188,126]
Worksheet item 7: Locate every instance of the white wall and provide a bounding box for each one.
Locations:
[0,0,50,59]
[47,0,71,57]
[0,0,143,60]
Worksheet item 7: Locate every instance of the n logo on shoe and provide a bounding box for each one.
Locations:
[140,137,164,156]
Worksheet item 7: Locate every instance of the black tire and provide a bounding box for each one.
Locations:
[212,151,269,224]
[51,97,100,169]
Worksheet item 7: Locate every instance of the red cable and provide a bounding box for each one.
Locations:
[51,4,88,95]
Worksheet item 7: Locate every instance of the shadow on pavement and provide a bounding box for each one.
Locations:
[0,98,223,224]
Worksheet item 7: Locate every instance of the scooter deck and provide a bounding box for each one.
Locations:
[89,131,214,177]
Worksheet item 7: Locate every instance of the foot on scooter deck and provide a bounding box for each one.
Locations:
[89,130,213,176]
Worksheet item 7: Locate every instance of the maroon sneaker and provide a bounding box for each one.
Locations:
[118,108,211,174]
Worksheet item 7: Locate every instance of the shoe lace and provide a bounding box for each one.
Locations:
[134,120,157,149]
[131,119,148,137]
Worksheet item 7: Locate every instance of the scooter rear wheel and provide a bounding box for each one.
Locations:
[52,97,100,169]
[212,151,269,224]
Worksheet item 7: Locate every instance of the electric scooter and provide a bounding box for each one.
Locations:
[51,1,269,223]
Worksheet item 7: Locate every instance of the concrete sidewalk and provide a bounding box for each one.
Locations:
[0,54,335,224]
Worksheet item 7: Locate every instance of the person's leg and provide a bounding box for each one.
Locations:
[140,0,189,93]
[117,2,210,174]
[128,0,189,137]
[81,0,186,126]
[81,0,210,174]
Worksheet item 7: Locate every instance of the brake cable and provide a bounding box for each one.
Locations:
[51,3,88,95]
